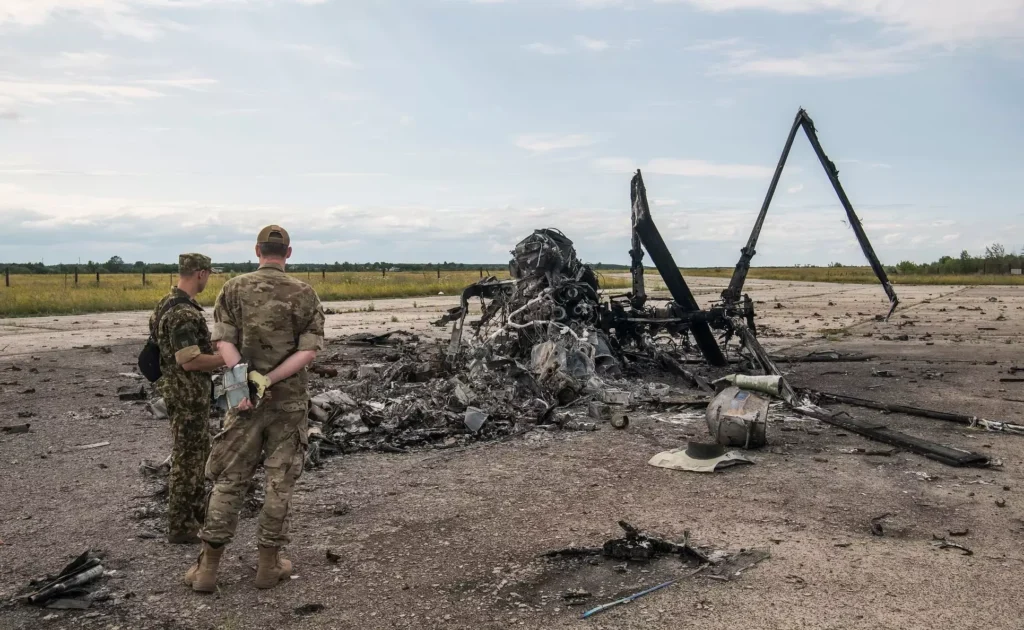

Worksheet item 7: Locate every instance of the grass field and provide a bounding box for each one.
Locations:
[3,266,1019,317]
[0,270,632,317]
[675,266,1024,286]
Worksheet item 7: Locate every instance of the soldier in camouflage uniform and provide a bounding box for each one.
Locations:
[150,253,225,544]
[186,225,324,593]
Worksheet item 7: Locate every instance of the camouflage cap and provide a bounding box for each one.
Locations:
[179,253,212,275]
[257,225,290,246]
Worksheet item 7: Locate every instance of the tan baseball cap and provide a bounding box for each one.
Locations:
[257,225,290,246]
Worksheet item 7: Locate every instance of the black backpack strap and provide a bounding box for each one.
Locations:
[151,296,202,340]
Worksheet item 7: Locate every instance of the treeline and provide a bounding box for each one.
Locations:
[827,243,1023,275]
[1,255,631,275]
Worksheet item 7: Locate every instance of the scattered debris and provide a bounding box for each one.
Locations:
[116,384,147,401]
[545,521,711,564]
[293,603,326,616]
[810,390,1024,435]
[543,522,768,620]
[705,386,769,448]
[713,373,781,397]
[870,513,891,537]
[73,441,110,450]
[17,551,106,609]
[343,331,419,346]
[932,536,973,556]
[794,394,992,467]
[146,398,168,420]
[580,575,698,619]
[464,407,488,433]
[139,457,170,477]
[311,365,339,378]
[648,442,754,474]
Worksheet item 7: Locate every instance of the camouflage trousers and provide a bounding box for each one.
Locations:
[167,397,211,537]
[200,398,308,548]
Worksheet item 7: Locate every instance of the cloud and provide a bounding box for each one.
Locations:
[575,35,610,51]
[658,0,1024,45]
[685,37,743,52]
[0,165,139,176]
[648,159,771,178]
[0,79,163,106]
[592,157,636,172]
[0,0,331,40]
[575,0,629,7]
[787,183,803,193]
[135,77,218,90]
[399,114,414,126]
[0,73,217,107]
[515,133,600,152]
[839,158,893,169]
[523,42,567,55]
[594,156,771,178]
[712,44,919,78]
[41,51,111,69]
[0,110,20,120]
[282,43,358,68]
[0,178,992,267]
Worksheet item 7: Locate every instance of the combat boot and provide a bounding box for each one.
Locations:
[254,545,292,589]
[167,530,201,545]
[184,542,224,593]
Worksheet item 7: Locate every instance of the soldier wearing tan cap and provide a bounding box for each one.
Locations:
[186,226,325,592]
[149,253,225,544]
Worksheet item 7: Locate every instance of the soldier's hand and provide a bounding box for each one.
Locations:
[247,370,272,398]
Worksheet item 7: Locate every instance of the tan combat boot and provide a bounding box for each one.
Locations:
[184,542,224,593]
[254,545,292,589]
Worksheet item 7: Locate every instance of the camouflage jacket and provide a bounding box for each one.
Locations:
[211,263,325,400]
[151,288,213,405]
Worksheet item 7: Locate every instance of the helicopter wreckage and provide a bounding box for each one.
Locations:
[305,109,1013,469]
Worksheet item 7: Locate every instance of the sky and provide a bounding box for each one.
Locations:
[2,0,1023,267]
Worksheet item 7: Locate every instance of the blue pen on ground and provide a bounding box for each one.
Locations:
[580,565,707,620]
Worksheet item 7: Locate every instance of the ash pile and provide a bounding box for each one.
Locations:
[304,228,705,466]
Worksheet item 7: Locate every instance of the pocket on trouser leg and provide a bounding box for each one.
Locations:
[204,410,249,481]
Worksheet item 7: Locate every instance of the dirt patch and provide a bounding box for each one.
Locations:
[2,280,1023,629]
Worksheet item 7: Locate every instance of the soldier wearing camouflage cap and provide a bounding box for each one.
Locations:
[186,226,324,592]
[149,253,225,544]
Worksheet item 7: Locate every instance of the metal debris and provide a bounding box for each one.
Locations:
[932,536,973,556]
[73,441,110,450]
[293,114,994,470]
[648,442,754,473]
[116,384,147,401]
[17,551,106,608]
[705,387,769,448]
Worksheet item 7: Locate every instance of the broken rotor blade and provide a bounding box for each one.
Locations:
[631,170,727,366]
[797,109,899,319]
[722,109,804,305]
[721,108,899,320]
